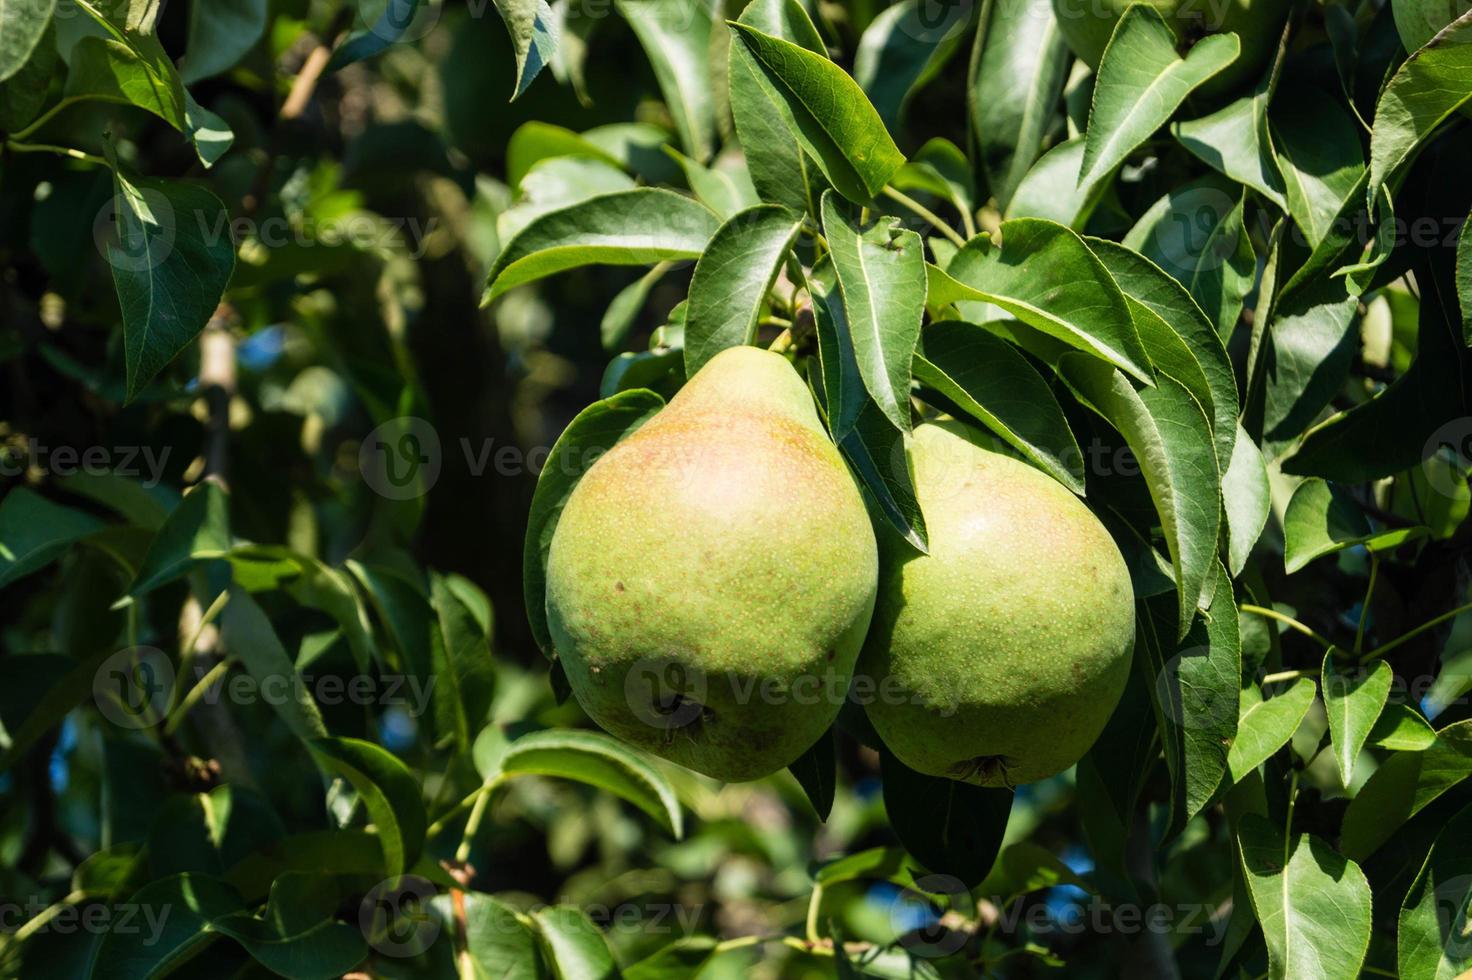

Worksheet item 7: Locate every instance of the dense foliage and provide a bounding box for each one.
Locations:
[2,0,1472,977]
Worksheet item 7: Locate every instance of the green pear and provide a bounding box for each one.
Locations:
[1050,0,1293,100]
[545,346,878,782]
[860,421,1134,788]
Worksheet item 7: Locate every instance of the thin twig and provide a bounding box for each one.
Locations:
[1239,604,1336,651]
[882,186,968,248]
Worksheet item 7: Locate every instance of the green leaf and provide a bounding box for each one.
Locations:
[220,589,329,744]
[90,873,243,980]
[213,875,368,980]
[853,0,972,133]
[624,938,718,980]
[913,320,1085,494]
[533,906,619,978]
[1078,7,1239,192]
[483,189,719,302]
[1282,250,1470,482]
[430,572,496,754]
[787,727,836,821]
[0,0,54,81]
[1087,238,1238,466]
[0,648,114,771]
[1172,69,1288,211]
[1323,655,1394,786]
[684,204,803,375]
[728,21,906,204]
[1282,479,1427,573]
[618,0,715,157]
[497,728,684,837]
[1227,677,1316,780]
[1341,720,1472,861]
[980,841,1093,898]
[523,389,665,656]
[880,749,1012,887]
[492,0,559,99]
[933,220,1151,382]
[1257,276,1361,455]
[107,171,235,401]
[1367,11,1472,205]
[64,9,234,167]
[1123,176,1255,339]
[1060,359,1220,635]
[502,156,638,241]
[1271,83,1365,249]
[180,0,266,83]
[442,892,546,980]
[726,0,828,215]
[1370,703,1440,751]
[0,487,102,588]
[1221,424,1271,577]
[1005,136,1107,229]
[1398,800,1472,980]
[1238,815,1373,980]
[126,482,230,598]
[327,0,423,70]
[822,191,927,433]
[310,736,426,876]
[837,402,929,553]
[969,0,1071,209]
[1140,566,1241,830]
[810,256,866,440]
[664,147,761,219]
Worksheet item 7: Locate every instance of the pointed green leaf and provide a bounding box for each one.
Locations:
[684,204,804,375]
[91,874,244,980]
[1271,84,1365,249]
[220,589,330,745]
[1221,424,1271,577]
[969,0,1071,209]
[1238,815,1373,980]
[1282,478,1427,573]
[1323,655,1393,786]
[310,736,426,876]
[493,0,559,99]
[1367,10,1472,205]
[1398,800,1472,980]
[1342,720,1472,861]
[933,220,1151,382]
[881,749,1013,887]
[0,0,53,81]
[618,0,715,156]
[498,727,684,838]
[853,0,972,132]
[484,189,719,302]
[728,21,906,204]
[1370,703,1440,751]
[1079,7,1239,191]
[533,906,618,979]
[127,482,230,598]
[1227,677,1316,780]
[180,0,266,83]
[108,173,235,400]
[822,191,926,433]
[327,0,423,70]
[1173,70,1288,211]
[787,727,837,821]
[1123,176,1255,339]
[1060,358,1220,634]
[838,403,929,553]
[0,487,103,588]
[913,320,1085,494]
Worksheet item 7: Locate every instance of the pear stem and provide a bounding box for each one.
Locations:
[768,329,794,354]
